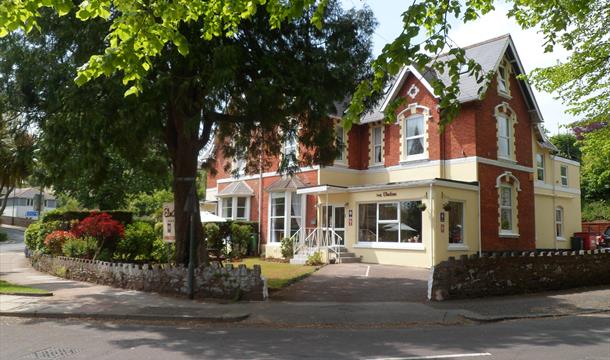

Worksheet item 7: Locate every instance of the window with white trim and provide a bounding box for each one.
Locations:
[358,201,422,243]
[499,185,514,233]
[560,165,568,187]
[555,207,564,239]
[372,126,383,165]
[283,133,298,166]
[404,114,425,159]
[447,201,464,244]
[220,196,250,220]
[536,153,545,181]
[335,124,346,162]
[269,191,303,243]
[497,114,511,159]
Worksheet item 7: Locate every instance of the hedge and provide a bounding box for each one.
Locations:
[42,210,133,225]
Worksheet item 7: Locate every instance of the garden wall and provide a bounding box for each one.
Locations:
[429,249,610,301]
[30,254,267,301]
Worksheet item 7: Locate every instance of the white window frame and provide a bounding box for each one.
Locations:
[283,133,298,166]
[267,191,305,244]
[447,200,467,250]
[334,124,346,164]
[536,153,545,182]
[403,114,427,161]
[499,184,515,235]
[371,126,383,165]
[219,196,250,220]
[560,165,568,187]
[497,113,511,160]
[497,59,511,97]
[355,200,424,250]
[555,207,564,240]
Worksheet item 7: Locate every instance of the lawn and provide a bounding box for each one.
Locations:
[0,280,51,295]
[231,258,318,290]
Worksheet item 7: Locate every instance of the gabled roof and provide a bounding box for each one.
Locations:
[265,176,308,192]
[2,187,56,200]
[360,34,546,126]
[217,181,254,197]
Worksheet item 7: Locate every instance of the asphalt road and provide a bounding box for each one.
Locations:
[1,315,608,360]
[0,227,25,253]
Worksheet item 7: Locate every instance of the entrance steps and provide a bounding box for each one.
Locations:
[289,247,362,264]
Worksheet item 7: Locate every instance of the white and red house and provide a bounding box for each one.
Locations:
[206,34,581,267]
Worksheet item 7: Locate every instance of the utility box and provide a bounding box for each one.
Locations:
[573,232,598,251]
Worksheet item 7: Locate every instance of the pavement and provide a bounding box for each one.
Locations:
[1,224,609,327]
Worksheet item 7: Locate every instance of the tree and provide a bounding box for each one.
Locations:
[0,119,36,215]
[0,2,376,264]
[575,123,610,201]
[549,133,581,163]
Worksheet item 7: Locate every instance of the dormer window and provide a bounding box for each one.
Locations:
[497,58,511,97]
[404,114,425,159]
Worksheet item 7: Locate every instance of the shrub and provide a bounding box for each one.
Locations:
[44,231,76,256]
[72,212,125,256]
[0,231,7,242]
[43,210,133,225]
[281,237,293,259]
[229,223,251,259]
[582,200,610,221]
[62,237,97,259]
[25,221,71,253]
[306,251,324,266]
[113,221,157,262]
[204,223,223,253]
[151,238,174,263]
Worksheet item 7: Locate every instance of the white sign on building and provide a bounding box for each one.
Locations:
[162,202,175,242]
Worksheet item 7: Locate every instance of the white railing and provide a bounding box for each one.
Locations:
[292,227,344,263]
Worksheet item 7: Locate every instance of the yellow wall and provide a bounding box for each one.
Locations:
[532,136,582,249]
[313,183,479,268]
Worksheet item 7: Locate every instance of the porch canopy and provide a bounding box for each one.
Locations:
[296,184,347,195]
[265,176,308,192]
[216,181,254,197]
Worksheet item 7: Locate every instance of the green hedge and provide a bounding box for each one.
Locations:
[42,210,133,224]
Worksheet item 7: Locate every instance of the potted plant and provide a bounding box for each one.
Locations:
[417,202,427,212]
[443,202,452,212]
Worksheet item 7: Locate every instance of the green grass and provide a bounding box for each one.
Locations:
[0,280,51,295]
[230,258,318,290]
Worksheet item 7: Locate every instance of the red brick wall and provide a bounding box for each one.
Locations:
[476,70,534,167]
[478,162,535,251]
[443,102,478,159]
[347,124,369,169]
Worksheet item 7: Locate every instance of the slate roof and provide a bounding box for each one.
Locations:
[265,176,308,192]
[217,181,254,197]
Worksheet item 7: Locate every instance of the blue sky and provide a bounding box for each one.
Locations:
[341,0,572,135]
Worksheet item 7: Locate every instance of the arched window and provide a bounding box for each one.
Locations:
[496,172,520,236]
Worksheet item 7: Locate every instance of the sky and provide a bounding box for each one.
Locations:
[340,0,572,135]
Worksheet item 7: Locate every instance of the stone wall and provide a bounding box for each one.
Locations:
[429,249,610,301]
[0,216,34,228]
[31,254,267,301]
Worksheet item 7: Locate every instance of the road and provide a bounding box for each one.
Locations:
[1,314,609,360]
[0,226,25,253]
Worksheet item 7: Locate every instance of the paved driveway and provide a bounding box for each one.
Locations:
[272,263,430,302]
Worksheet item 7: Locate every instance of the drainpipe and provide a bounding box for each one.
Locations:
[552,155,557,250]
[477,183,482,257]
[429,183,434,267]
[257,133,263,255]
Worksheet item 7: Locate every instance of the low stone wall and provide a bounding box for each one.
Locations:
[0,216,34,228]
[31,254,267,301]
[429,249,610,301]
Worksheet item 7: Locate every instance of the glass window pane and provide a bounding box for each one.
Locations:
[271,218,285,243]
[537,168,544,181]
[406,116,423,137]
[379,223,399,242]
[407,138,424,155]
[374,127,381,145]
[499,138,509,157]
[501,209,512,230]
[334,207,345,229]
[400,201,422,243]
[378,203,398,221]
[290,193,301,217]
[374,146,382,163]
[222,198,232,218]
[448,202,464,244]
[358,204,377,242]
[500,187,512,207]
[271,194,285,217]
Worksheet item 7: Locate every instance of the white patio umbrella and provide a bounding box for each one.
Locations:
[382,223,416,232]
[200,211,227,223]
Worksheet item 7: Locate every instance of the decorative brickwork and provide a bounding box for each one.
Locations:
[430,249,610,301]
[31,254,267,301]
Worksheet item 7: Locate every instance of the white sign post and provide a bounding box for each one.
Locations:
[162,202,175,242]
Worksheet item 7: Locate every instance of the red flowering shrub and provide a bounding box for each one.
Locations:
[72,212,125,242]
[44,231,76,255]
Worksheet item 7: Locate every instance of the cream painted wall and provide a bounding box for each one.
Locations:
[534,192,581,249]
[319,160,478,187]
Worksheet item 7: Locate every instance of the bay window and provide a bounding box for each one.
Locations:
[220,196,250,220]
[358,201,422,244]
[269,191,304,243]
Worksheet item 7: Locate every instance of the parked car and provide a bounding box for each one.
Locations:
[598,226,610,248]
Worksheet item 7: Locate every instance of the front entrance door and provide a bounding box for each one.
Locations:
[322,205,345,246]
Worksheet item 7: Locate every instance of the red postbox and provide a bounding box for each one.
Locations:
[574,232,598,250]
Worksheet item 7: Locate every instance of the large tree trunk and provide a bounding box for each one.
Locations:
[166,105,208,266]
